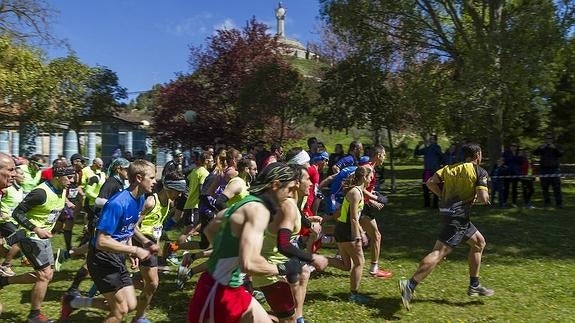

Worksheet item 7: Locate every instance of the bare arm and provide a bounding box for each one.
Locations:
[95,232,150,260]
[426,173,442,197]
[347,188,363,239]
[475,187,490,205]
[237,204,279,276]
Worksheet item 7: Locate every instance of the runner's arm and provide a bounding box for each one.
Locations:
[238,204,279,276]
[426,173,442,197]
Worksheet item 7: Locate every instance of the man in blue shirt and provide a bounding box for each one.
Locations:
[61,160,156,323]
[331,141,363,175]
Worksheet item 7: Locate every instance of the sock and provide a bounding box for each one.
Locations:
[369,262,378,273]
[470,276,479,287]
[63,230,73,251]
[28,309,40,318]
[71,296,93,308]
[408,278,418,291]
[70,267,89,290]
[296,316,305,323]
[163,217,177,231]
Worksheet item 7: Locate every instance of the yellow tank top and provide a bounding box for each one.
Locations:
[338,186,364,223]
[139,193,170,241]
[252,198,302,288]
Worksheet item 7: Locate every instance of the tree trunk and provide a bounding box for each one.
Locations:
[386,127,396,194]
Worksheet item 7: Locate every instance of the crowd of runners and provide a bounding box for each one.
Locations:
[0,137,496,322]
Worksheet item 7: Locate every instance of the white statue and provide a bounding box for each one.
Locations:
[275,2,286,38]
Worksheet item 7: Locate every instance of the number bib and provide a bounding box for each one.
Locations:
[152,225,163,240]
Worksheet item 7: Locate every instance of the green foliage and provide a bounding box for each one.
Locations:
[319,0,568,163]
[153,18,315,148]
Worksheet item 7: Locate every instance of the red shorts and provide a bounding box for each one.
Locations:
[188,272,252,323]
[260,281,295,318]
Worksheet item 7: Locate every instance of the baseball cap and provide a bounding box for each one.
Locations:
[70,153,84,162]
[310,151,329,164]
[358,156,370,165]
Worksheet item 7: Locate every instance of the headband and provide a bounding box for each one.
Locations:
[287,150,310,166]
[53,166,76,177]
[163,179,187,193]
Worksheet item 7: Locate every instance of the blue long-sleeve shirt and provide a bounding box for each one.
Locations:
[414,143,443,171]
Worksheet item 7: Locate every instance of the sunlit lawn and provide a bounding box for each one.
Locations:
[1,166,573,322]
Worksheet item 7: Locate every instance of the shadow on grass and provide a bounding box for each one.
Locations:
[374,183,575,261]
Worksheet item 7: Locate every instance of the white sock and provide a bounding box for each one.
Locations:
[70,296,93,308]
[369,262,378,273]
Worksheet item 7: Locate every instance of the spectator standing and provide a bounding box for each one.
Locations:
[533,134,563,208]
[519,149,535,209]
[502,143,522,207]
[414,135,443,208]
[489,157,509,208]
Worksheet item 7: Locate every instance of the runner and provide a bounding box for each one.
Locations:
[0,165,75,323]
[187,162,303,323]
[0,166,26,277]
[399,143,494,311]
[82,160,155,322]
[130,171,186,322]
[0,152,16,315]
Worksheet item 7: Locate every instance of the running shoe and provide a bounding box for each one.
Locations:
[166,253,180,266]
[60,294,76,320]
[0,264,15,277]
[398,279,413,311]
[370,269,393,279]
[54,249,70,272]
[176,252,194,288]
[467,284,495,297]
[348,293,371,304]
[66,287,81,297]
[54,248,62,272]
[27,312,55,323]
[176,267,194,290]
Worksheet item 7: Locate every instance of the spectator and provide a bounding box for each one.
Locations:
[533,134,562,208]
[519,149,535,209]
[502,143,522,207]
[490,157,509,208]
[414,135,443,208]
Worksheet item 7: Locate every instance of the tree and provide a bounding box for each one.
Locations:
[153,18,313,148]
[320,0,566,164]
[0,0,62,46]
[0,35,49,124]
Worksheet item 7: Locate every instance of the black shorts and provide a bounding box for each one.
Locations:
[260,281,295,319]
[334,221,353,243]
[360,203,377,220]
[87,247,132,294]
[199,209,216,249]
[0,222,19,238]
[132,236,159,268]
[438,215,477,248]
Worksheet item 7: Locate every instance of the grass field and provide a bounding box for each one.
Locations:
[1,165,574,322]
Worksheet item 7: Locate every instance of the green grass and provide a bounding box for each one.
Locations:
[2,166,574,322]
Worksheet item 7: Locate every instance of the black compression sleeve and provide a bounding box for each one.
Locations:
[301,216,311,228]
[12,188,47,231]
[277,228,313,263]
[214,194,229,211]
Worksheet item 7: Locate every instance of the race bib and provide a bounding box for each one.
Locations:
[152,225,163,240]
[68,188,79,199]
[46,209,61,224]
